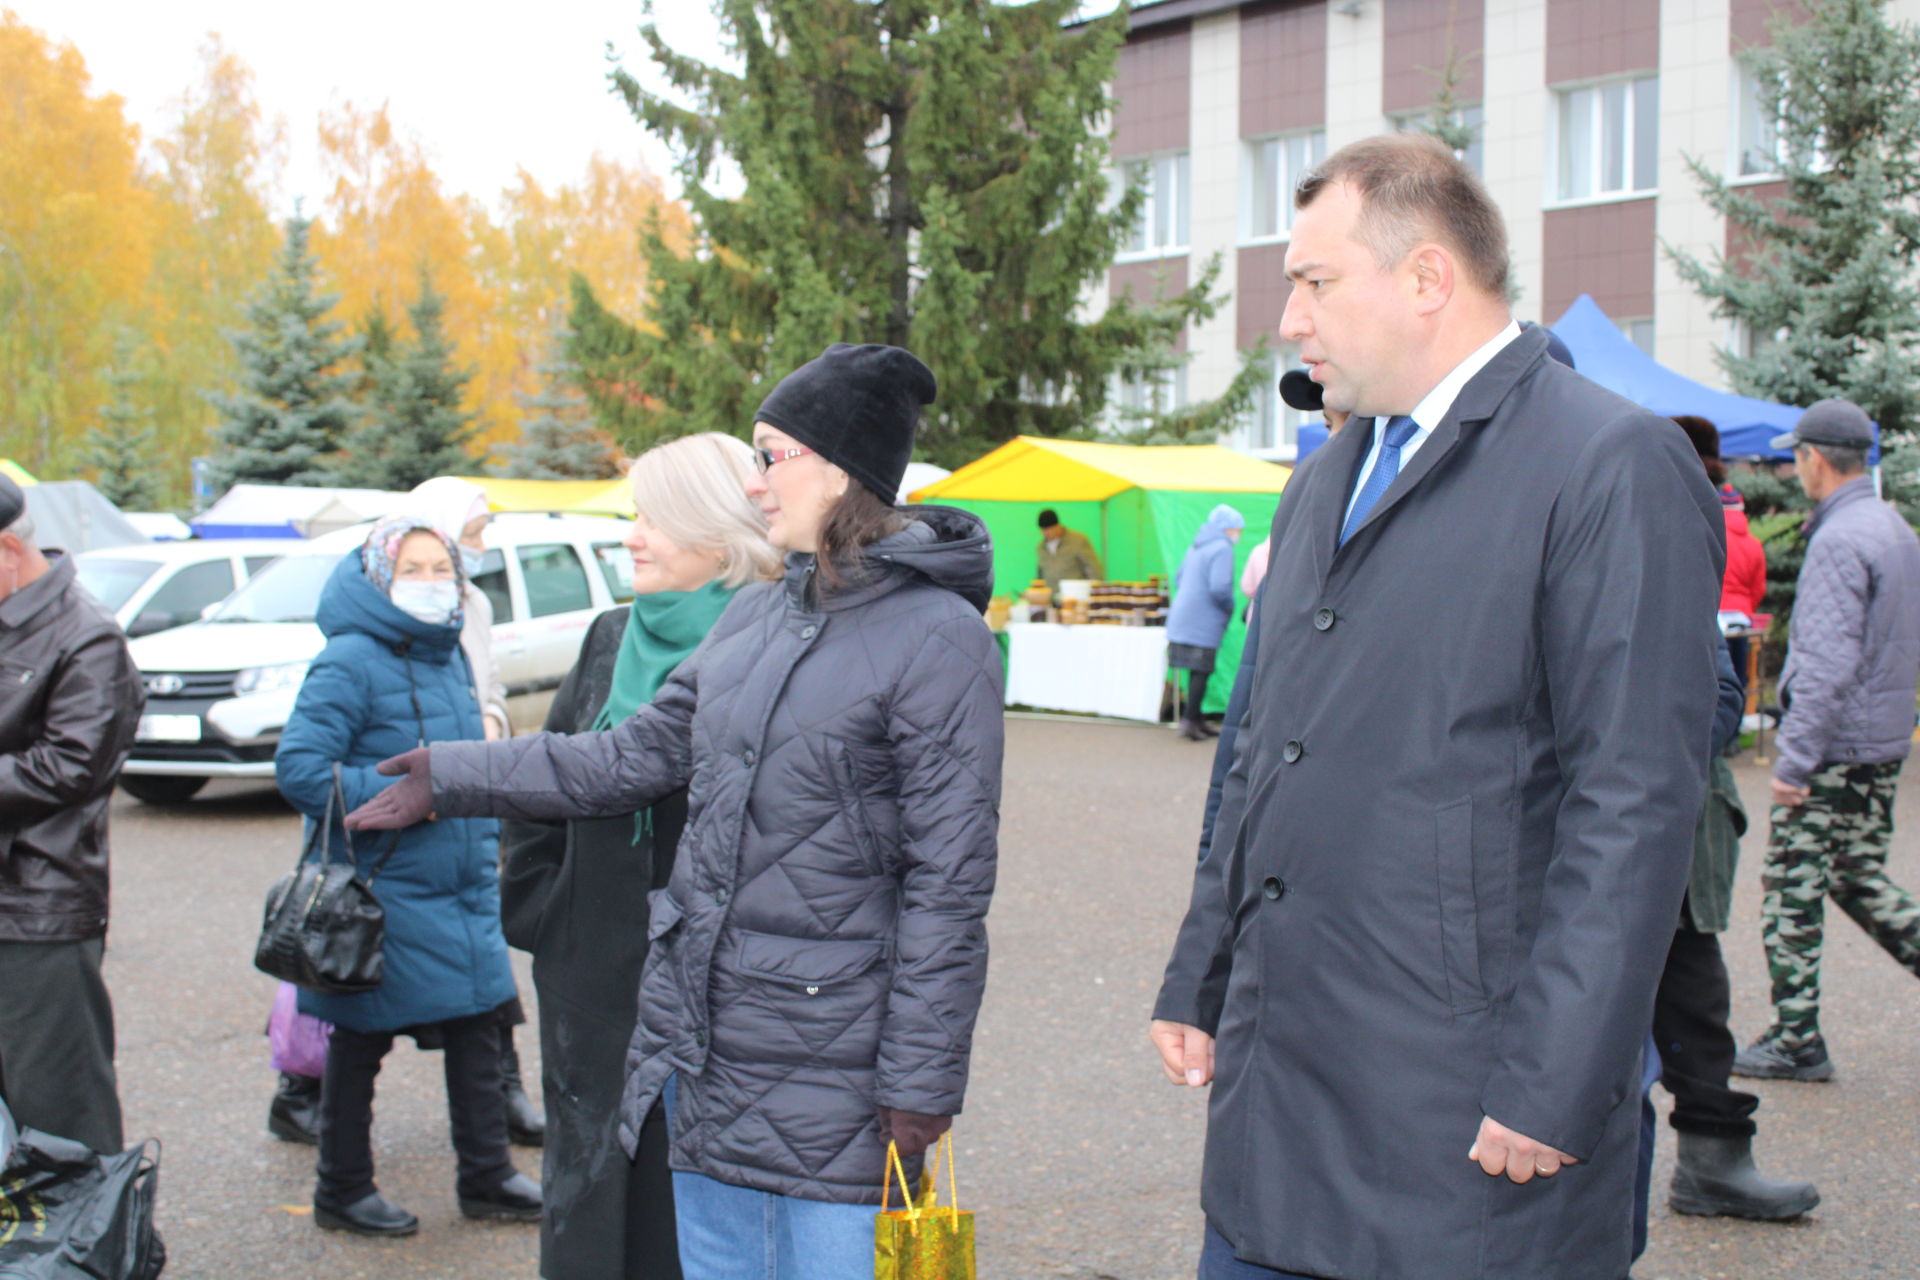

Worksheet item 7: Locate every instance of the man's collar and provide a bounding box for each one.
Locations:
[0,550,71,630]
[1807,474,1875,533]
[1405,320,1523,432]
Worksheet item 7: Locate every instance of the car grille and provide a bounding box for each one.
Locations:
[142,671,240,699]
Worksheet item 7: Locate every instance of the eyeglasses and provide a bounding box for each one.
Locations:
[754,445,814,473]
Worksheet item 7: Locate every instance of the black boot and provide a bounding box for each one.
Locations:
[1669,1132,1820,1220]
[501,1034,545,1147]
[314,1189,419,1236]
[268,1073,321,1145]
[459,1170,543,1222]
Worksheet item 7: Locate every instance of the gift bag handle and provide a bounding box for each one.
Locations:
[880,1135,959,1225]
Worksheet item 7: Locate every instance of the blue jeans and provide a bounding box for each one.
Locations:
[663,1075,875,1279]
[1200,1225,1320,1279]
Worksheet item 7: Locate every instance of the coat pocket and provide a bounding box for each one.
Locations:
[1432,798,1486,1014]
[733,930,888,991]
[726,930,891,1068]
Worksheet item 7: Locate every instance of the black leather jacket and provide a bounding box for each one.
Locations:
[0,552,145,941]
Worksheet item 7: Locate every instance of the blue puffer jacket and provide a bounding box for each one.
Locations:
[276,553,515,1033]
[1166,513,1241,649]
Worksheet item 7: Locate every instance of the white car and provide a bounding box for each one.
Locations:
[118,512,636,804]
[76,540,295,637]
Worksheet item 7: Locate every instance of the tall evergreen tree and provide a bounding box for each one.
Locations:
[204,215,361,490]
[573,0,1233,466]
[78,329,158,509]
[332,270,481,490]
[1668,0,1920,626]
[498,315,621,479]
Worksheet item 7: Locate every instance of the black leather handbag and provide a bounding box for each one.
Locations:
[254,764,397,995]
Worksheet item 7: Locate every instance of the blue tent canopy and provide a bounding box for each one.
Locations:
[1550,294,1877,462]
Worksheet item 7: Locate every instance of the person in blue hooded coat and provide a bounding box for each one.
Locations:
[1166,504,1245,740]
[275,516,538,1238]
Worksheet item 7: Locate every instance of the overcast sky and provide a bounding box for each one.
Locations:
[13,1,735,214]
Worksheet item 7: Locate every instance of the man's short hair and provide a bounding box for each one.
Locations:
[5,510,34,544]
[1807,441,1869,476]
[1295,133,1512,299]
[1037,509,1059,530]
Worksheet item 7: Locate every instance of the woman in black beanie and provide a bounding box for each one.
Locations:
[349,344,1005,1278]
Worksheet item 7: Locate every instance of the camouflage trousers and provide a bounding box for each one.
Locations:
[1760,760,1920,1049]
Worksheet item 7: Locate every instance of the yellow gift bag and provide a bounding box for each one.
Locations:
[875,1135,975,1280]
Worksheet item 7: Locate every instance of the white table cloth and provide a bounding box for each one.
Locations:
[1004,623,1169,723]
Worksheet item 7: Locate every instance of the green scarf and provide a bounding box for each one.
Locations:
[595,580,736,845]
[594,580,736,731]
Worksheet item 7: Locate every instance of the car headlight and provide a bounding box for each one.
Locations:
[233,661,310,696]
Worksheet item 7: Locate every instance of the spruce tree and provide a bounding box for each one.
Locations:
[204,215,361,491]
[78,330,158,509]
[498,317,621,479]
[332,270,481,490]
[1668,0,1920,627]
[574,0,1232,466]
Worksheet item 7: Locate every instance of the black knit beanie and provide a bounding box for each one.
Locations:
[0,474,23,533]
[754,344,937,503]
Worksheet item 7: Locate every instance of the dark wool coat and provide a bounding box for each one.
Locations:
[433,507,1003,1205]
[499,607,684,1280]
[1155,328,1726,1280]
[277,554,515,1034]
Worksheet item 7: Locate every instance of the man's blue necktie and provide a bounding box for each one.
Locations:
[1339,415,1419,546]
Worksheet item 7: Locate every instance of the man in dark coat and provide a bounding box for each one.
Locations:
[1150,134,1725,1279]
[0,477,144,1154]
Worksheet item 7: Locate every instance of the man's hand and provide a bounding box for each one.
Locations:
[1770,777,1812,809]
[343,748,434,830]
[1150,1019,1214,1087]
[1467,1115,1578,1183]
[877,1107,952,1159]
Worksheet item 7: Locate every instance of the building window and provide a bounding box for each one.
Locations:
[1233,354,1316,454]
[1109,364,1189,427]
[1117,152,1190,258]
[1554,76,1658,202]
[1243,131,1327,242]
[1618,317,1654,355]
[1733,62,1781,179]
[1389,108,1485,176]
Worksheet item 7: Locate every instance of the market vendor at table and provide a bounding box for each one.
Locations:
[1036,509,1104,594]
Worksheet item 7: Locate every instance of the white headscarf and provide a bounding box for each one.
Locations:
[409,476,491,547]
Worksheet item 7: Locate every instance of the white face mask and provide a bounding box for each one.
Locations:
[390,580,460,625]
[460,546,487,579]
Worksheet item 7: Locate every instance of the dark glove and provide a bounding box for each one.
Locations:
[343,748,434,830]
[876,1106,952,1159]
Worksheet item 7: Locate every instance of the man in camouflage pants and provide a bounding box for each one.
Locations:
[1737,401,1920,1082]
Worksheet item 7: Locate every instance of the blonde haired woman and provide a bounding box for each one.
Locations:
[497,432,777,1279]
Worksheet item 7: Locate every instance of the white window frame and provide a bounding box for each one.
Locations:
[1617,316,1655,355]
[1114,151,1191,261]
[1548,74,1660,208]
[1105,364,1189,431]
[1240,130,1328,245]
[1729,60,1783,182]
[1387,106,1485,176]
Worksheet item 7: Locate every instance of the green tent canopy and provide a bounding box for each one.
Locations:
[909,437,1291,713]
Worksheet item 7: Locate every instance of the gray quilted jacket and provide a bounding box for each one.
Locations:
[430,506,1004,1203]
[1776,476,1920,787]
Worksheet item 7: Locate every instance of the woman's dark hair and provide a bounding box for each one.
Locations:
[1671,414,1728,487]
[814,483,908,592]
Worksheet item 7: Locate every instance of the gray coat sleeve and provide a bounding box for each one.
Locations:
[1478,414,1723,1162]
[875,615,1005,1117]
[1773,534,1870,788]
[431,635,700,823]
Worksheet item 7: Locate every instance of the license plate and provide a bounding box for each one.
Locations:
[137,714,201,743]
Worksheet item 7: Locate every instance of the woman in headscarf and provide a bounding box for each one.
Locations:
[498,433,779,1280]
[348,344,1004,1279]
[275,515,539,1237]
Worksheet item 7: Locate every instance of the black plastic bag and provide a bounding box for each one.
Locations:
[0,1124,164,1279]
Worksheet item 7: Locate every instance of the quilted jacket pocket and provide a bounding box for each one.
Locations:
[734,930,888,989]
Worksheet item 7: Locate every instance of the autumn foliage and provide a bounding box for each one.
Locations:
[0,12,688,505]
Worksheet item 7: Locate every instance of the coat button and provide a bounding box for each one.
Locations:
[1282,739,1303,763]
[1313,607,1335,631]
[1262,876,1286,901]
[693,1029,708,1047]
[715,886,730,905]
[801,624,818,639]
[743,749,757,767]
[804,985,821,996]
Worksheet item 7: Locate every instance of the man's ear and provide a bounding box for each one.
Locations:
[1408,243,1456,318]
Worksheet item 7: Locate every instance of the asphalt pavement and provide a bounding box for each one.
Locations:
[98,716,1920,1279]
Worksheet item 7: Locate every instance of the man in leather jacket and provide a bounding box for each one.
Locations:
[0,475,144,1153]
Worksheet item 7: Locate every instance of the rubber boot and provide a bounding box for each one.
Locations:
[501,1034,545,1148]
[1669,1132,1820,1220]
[268,1072,321,1145]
